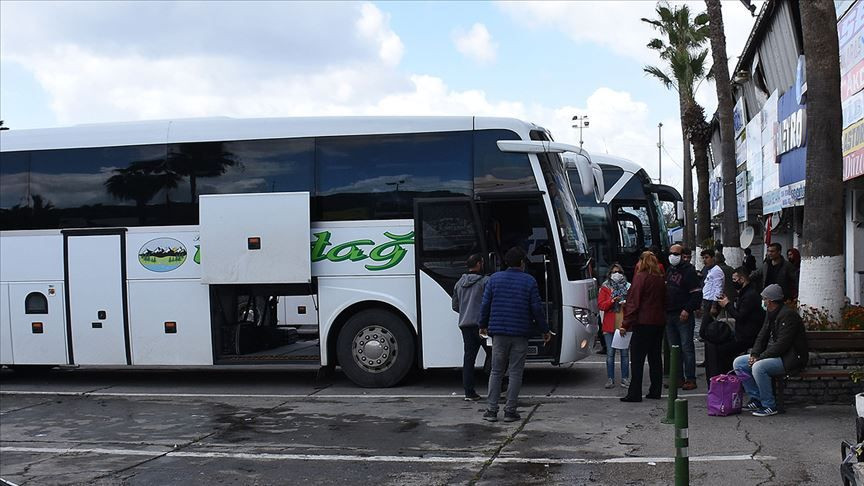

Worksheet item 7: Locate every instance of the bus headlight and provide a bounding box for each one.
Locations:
[572,306,599,336]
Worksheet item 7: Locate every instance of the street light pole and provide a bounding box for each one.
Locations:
[658,122,663,184]
[571,115,589,148]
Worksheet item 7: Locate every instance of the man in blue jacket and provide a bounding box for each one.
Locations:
[479,247,551,423]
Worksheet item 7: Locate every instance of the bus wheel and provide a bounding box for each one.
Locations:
[336,309,414,388]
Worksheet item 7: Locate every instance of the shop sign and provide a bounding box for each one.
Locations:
[844,89,864,128]
[839,0,864,49]
[777,88,807,186]
[733,97,746,138]
[838,0,857,22]
[746,116,763,200]
[735,131,747,167]
[737,190,748,223]
[736,171,748,194]
[781,181,806,208]
[842,59,864,100]
[763,188,783,215]
[842,32,864,75]
[844,146,864,181]
[844,118,864,156]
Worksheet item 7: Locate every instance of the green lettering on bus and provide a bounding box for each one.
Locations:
[310,231,414,271]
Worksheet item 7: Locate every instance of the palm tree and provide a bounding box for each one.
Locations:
[643,3,711,247]
[105,159,182,222]
[705,0,741,266]
[798,0,844,319]
[167,143,237,203]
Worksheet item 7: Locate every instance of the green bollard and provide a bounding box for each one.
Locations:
[674,398,689,486]
[662,345,680,424]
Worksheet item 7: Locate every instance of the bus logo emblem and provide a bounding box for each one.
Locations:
[138,238,188,272]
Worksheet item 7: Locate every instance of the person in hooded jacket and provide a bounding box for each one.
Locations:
[452,254,489,401]
[786,248,801,301]
[598,263,631,388]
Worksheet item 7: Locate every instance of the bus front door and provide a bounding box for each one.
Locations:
[414,198,486,369]
[64,231,130,365]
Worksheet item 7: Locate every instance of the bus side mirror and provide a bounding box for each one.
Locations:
[676,201,685,221]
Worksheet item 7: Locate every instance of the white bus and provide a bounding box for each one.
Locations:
[0,116,601,387]
[565,153,682,279]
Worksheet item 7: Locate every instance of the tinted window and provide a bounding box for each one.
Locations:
[1,144,170,230]
[473,130,537,193]
[417,200,481,294]
[1,139,315,230]
[316,132,472,221]
[600,166,624,195]
[167,138,314,223]
[567,168,599,207]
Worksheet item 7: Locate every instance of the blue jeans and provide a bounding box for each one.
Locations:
[487,335,528,414]
[666,310,696,381]
[603,332,629,380]
[733,354,786,409]
[460,326,483,396]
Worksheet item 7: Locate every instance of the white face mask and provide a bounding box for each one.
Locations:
[669,254,681,266]
[611,272,625,283]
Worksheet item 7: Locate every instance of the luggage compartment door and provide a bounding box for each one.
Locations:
[66,232,130,365]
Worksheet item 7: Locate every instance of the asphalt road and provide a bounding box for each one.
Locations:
[0,352,853,485]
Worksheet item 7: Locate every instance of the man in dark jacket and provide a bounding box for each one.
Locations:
[664,244,702,389]
[732,284,809,417]
[709,267,765,384]
[479,247,551,423]
[751,243,794,297]
[452,254,489,401]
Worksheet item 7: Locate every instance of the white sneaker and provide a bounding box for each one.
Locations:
[604,379,614,389]
[621,379,630,388]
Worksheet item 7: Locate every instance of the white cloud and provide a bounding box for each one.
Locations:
[453,23,498,64]
[497,0,763,116]
[357,3,404,66]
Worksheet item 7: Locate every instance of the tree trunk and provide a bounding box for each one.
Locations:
[705,0,742,267]
[679,99,696,249]
[692,139,712,246]
[798,0,845,319]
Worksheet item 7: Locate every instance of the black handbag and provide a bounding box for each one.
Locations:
[700,309,735,345]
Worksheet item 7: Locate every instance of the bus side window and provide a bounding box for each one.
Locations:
[25,292,48,314]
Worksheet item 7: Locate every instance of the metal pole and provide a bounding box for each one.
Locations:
[579,124,584,148]
[674,399,689,486]
[662,345,680,424]
[658,122,663,184]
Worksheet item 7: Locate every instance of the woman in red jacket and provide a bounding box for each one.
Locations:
[598,263,630,389]
[620,251,668,402]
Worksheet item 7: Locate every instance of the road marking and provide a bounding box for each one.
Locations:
[0,446,775,465]
[0,390,706,400]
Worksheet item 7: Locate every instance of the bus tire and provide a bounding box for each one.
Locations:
[336,309,414,388]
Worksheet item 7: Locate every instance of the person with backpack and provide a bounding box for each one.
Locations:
[452,254,489,401]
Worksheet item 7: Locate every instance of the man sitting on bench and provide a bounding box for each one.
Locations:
[732,284,809,417]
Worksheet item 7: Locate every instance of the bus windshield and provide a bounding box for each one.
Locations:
[538,152,589,279]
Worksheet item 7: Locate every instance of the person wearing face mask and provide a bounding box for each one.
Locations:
[707,268,765,385]
[663,244,702,390]
[732,284,809,417]
[597,264,631,388]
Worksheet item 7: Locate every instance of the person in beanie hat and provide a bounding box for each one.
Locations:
[732,284,809,417]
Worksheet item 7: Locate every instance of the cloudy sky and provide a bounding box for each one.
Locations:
[0,1,762,193]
